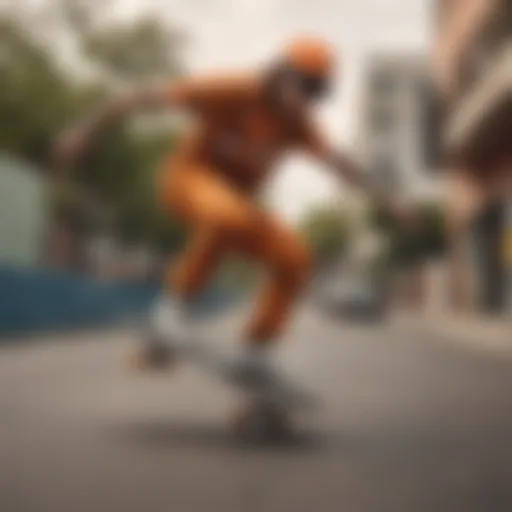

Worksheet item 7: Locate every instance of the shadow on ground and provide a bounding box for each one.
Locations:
[105,418,327,453]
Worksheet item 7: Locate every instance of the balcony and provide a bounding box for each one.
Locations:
[453,3,511,101]
[444,2,511,158]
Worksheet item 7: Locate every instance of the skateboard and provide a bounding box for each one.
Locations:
[130,335,318,442]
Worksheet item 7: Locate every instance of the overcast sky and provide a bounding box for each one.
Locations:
[123,0,432,221]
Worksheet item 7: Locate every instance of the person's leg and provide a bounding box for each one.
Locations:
[216,213,313,380]
[165,169,313,345]
[150,227,225,344]
[150,162,258,347]
[146,160,313,374]
[164,173,312,346]
[168,228,225,298]
[238,212,313,346]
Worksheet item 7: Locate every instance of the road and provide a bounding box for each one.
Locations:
[2,305,512,512]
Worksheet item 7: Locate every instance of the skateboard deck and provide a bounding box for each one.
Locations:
[167,337,318,412]
[132,334,319,442]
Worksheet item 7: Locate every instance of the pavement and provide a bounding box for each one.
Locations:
[2,305,512,512]
[392,311,511,357]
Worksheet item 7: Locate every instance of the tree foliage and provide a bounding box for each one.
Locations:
[367,201,446,267]
[0,1,186,251]
[300,206,352,266]
[85,16,185,82]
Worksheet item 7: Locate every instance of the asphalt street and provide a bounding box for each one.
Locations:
[2,305,512,512]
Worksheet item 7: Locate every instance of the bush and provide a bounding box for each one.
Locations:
[300,205,352,266]
[367,201,446,267]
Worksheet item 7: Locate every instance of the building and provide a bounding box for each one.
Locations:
[0,155,48,267]
[354,53,446,310]
[356,53,442,202]
[432,0,511,314]
[0,154,110,274]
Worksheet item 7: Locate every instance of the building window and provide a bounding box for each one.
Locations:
[371,153,402,193]
[438,0,465,23]
[371,72,395,98]
[472,201,508,312]
[419,81,442,170]
[370,107,395,135]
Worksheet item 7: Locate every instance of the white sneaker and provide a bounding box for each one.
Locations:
[150,295,191,348]
[228,346,311,407]
[228,345,278,387]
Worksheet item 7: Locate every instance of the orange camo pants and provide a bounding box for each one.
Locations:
[159,159,312,344]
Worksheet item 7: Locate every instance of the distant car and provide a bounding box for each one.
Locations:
[314,271,388,322]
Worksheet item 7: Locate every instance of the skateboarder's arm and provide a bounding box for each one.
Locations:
[298,118,390,208]
[320,149,391,208]
[72,73,255,131]
[53,73,255,169]
[299,117,415,226]
[52,84,174,169]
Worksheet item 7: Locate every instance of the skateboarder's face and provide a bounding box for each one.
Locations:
[267,64,331,119]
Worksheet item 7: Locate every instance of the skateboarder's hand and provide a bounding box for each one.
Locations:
[387,200,420,232]
[53,124,91,171]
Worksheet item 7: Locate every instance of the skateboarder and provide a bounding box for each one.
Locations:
[55,36,414,381]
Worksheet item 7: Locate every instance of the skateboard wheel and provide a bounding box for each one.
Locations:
[231,403,293,443]
[126,343,178,373]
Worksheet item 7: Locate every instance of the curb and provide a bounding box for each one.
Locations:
[391,312,511,357]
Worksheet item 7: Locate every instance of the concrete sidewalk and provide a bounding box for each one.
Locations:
[393,311,511,357]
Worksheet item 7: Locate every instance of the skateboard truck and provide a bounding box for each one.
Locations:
[133,333,319,443]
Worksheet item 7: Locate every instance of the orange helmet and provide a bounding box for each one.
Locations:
[264,36,336,104]
[283,36,336,78]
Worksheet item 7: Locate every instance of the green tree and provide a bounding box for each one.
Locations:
[300,205,352,266]
[367,201,446,267]
[84,16,185,82]
[417,201,446,257]
[0,4,187,253]
[0,18,71,163]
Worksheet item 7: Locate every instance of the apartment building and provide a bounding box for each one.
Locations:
[433,0,511,313]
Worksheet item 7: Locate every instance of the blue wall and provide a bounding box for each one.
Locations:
[0,266,234,337]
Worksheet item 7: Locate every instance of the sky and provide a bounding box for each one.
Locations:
[122,0,432,221]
